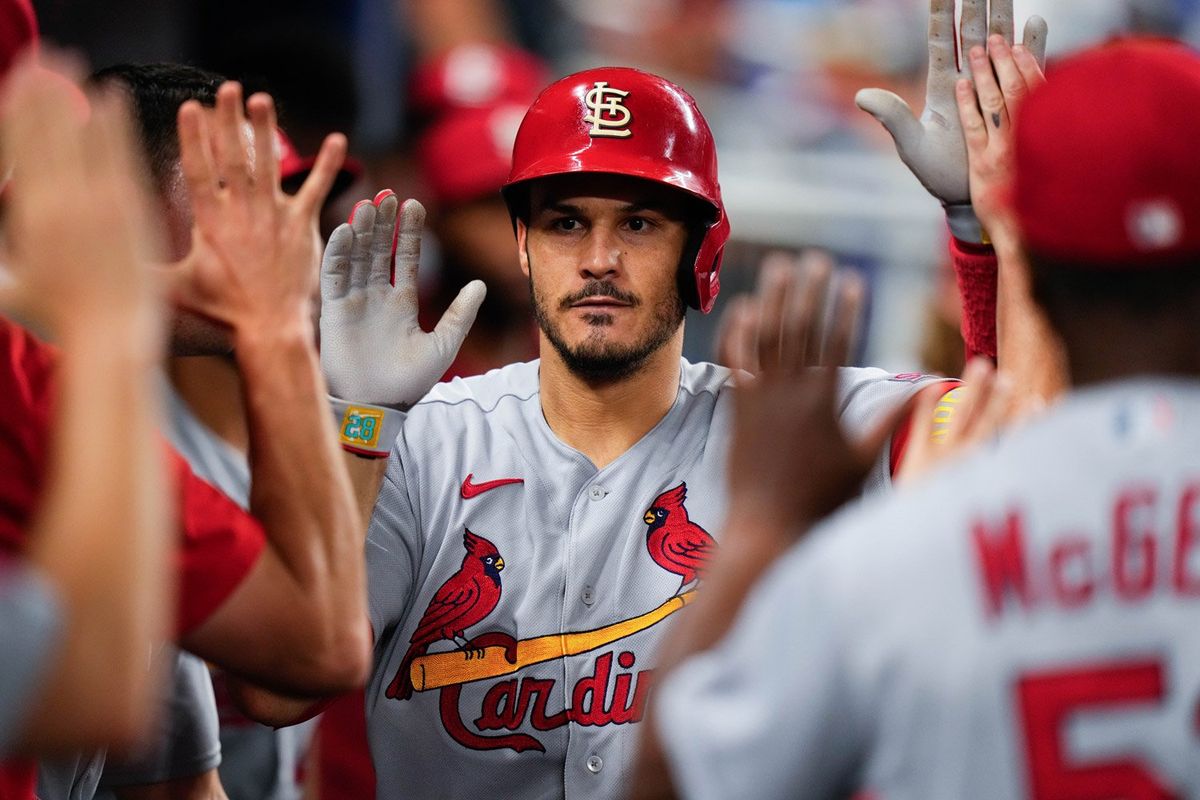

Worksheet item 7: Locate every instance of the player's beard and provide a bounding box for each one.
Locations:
[530,266,686,383]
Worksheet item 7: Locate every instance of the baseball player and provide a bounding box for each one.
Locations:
[37,63,390,800]
[0,53,170,782]
[636,37,1200,800]
[0,57,375,800]
[231,66,953,798]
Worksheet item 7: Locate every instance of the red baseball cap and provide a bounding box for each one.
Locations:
[1014,38,1200,268]
[275,127,363,200]
[409,43,546,120]
[417,102,524,206]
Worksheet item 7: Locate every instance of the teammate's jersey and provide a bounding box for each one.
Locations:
[656,378,1200,800]
[365,358,938,799]
[161,382,315,800]
[86,385,236,800]
[0,318,266,636]
[0,563,60,755]
[0,317,266,800]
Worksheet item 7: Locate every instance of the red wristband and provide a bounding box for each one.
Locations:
[948,236,998,362]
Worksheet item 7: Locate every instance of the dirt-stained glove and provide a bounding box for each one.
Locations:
[320,191,485,456]
[855,0,1046,243]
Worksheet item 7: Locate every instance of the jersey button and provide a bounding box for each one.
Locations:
[588,485,607,501]
[586,755,603,774]
[581,586,595,606]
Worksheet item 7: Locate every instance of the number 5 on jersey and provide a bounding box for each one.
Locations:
[1018,658,1179,799]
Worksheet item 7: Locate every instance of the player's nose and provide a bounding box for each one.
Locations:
[580,224,622,279]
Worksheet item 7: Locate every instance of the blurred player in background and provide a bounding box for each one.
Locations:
[413,73,541,376]
[636,30,1200,800]
[0,8,375,793]
[0,49,170,794]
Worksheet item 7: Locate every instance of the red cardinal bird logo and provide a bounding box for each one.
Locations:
[644,482,716,596]
[386,530,505,700]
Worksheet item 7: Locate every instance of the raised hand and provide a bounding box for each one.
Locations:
[954,33,1046,240]
[855,0,1046,239]
[0,55,162,344]
[167,81,347,342]
[319,192,485,408]
[725,253,905,535]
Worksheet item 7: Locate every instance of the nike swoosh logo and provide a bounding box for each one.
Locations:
[461,473,524,499]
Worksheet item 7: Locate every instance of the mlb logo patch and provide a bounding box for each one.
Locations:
[1113,394,1175,446]
[890,372,925,383]
[340,406,384,450]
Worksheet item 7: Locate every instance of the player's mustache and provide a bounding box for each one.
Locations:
[559,281,640,310]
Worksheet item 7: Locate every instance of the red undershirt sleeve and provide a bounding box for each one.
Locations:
[172,449,266,637]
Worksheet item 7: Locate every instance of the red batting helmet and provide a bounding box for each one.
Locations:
[502,67,730,313]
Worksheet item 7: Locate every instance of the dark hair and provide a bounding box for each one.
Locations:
[89,63,227,193]
[1028,250,1200,320]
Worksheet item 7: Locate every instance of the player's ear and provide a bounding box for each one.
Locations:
[516,219,531,279]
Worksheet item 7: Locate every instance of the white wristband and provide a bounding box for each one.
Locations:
[329,396,404,458]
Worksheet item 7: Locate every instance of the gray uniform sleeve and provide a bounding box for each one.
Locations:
[653,531,866,800]
[97,648,221,788]
[0,563,62,756]
[837,368,952,497]
[366,443,422,641]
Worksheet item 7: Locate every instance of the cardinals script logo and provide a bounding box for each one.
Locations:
[388,483,715,754]
[584,81,632,138]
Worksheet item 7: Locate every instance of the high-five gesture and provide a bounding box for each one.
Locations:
[954,32,1046,243]
[1,61,161,341]
[954,29,1065,415]
[169,82,347,341]
[856,0,1046,240]
[320,192,485,409]
[724,254,904,534]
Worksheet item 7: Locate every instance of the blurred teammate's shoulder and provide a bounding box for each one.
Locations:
[0,315,55,399]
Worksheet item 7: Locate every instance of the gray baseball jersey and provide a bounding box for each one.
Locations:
[41,648,222,800]
[365,357,940,799]
[38,382,235,800]
[162,378,315,800]
[0,563,60,756]
[95,647,222,792]
[656,378,1200,799]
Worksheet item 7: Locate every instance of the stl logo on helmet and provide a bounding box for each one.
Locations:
[583,81,633,138]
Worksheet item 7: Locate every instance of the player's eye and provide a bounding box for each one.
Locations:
[552,217,581,232]
[625,216,653,232]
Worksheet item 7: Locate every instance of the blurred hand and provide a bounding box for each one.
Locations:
[724,252,907,537]
[166,82,347,342]
[856,0,1045,237]
[319,193,485,408]
[0,55,163,345]
[893,357,1011,484]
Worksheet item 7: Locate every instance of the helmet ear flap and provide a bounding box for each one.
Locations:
[501,183,530,236]
[690,210,730,314]
[677,200,721,311]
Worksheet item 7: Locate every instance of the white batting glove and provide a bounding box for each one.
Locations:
[854,0,1046,243]
[320,191,485,455]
